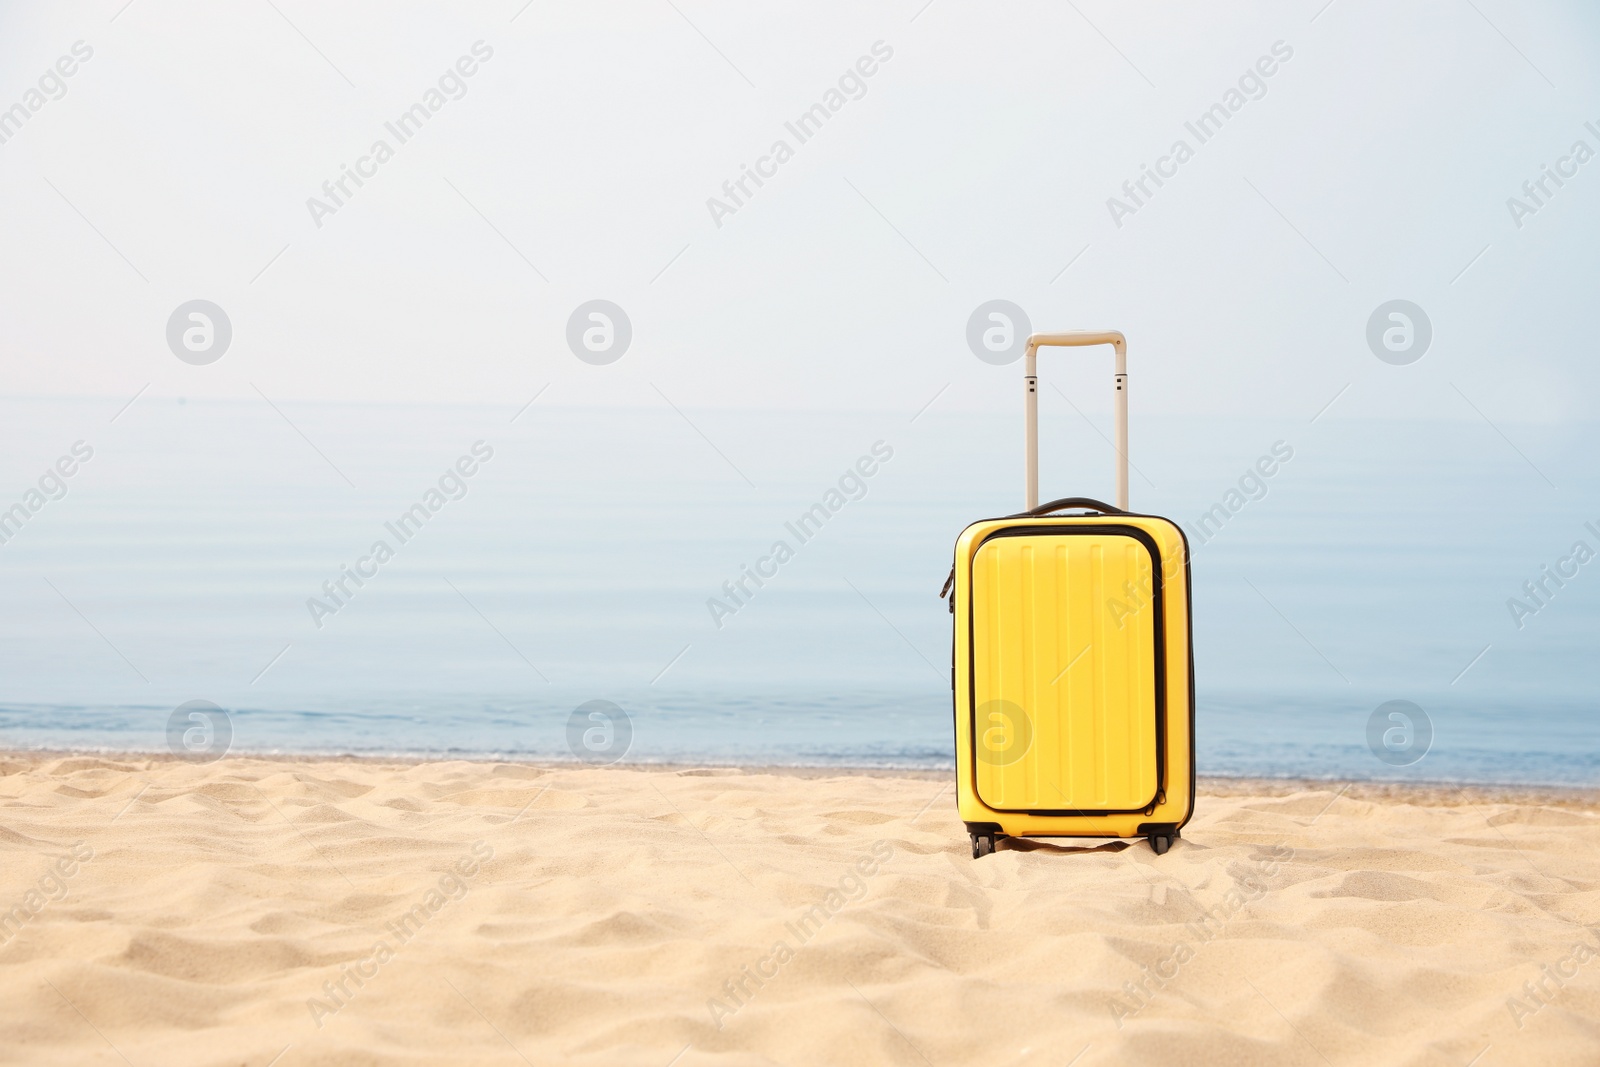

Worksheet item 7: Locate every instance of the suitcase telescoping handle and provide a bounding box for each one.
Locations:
[1024,331,1128,512]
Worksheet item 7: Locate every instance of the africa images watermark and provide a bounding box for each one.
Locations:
[167,300,232,365]
[307,441,495,628]
[1506,120,1600,230]
[706,41,894,229]
[1183,440,1294,548]
[706,839,895,1030]
[1109,844,1293,1029]
[167,700,233,764]
[1505,931,1600,1031]
[706,440,894,628]
[0,40,94,147]
[307,840,493,1028]
[1367,700,1432,767]
[306,41,495,229]
[1505,519,1600,630]
[0,440,94,548]
[0,842,95,947]
[1106,40,1294,228]
[1367,300,1431,366]
[1105,441,1293,630]
[566,699,633,765]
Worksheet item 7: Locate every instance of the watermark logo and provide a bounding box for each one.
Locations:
[1366,699,1431,767]
[306,42,494,229]
[1506,934,1600,1030]
[167,700,232,763]
[966,300,1031,365]
[1109,845,1292,1028]
[705,41,894,229]
[307,442,494,629]
[1507,522,1599,630]
[566,700,632,765]
[1106,40,1294,228]
[707,840,894,1030]
[975,699,1032,766]
[707,440,894,629]
[1107,570,1156,631]
[1184,440,1294,547]
[0,40,94,148]
[1506,122,1600,230]
[566,300,631,365]
[1366,300,1431,365]
[0,842,94,947]
[307,841,492,1028]
[0,440,94,548]
[167,300,232,365]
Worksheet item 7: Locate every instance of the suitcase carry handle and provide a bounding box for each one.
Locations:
[1015,496,1126,517]
[939,497,1126,604]
[1024,331,1128,512]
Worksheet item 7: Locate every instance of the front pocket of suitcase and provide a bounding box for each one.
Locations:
[968,525,1165,815]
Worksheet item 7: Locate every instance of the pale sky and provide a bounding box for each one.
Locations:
[2,1,1597,422]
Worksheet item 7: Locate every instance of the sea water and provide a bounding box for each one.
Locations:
[1,397,1595,785]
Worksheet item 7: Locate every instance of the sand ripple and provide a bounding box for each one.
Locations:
[1,756,1597,1065]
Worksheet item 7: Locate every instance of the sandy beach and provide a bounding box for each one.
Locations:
[2,754,1598,1066]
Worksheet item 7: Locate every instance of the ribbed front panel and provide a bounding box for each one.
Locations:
[971,532,1158,811]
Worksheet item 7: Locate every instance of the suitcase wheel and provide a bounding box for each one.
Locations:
[970,832,997,859]
[1147,830,1178,855]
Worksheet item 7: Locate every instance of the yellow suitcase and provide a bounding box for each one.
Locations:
[943,331,1194,858]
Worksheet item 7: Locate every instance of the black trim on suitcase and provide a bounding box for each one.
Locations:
[1174,519,1197,834]
[965,522,1167,818]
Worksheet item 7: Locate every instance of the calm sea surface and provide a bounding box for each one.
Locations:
[1,398,1595,785]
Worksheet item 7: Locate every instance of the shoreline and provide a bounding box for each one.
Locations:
[3,748,1595,808]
